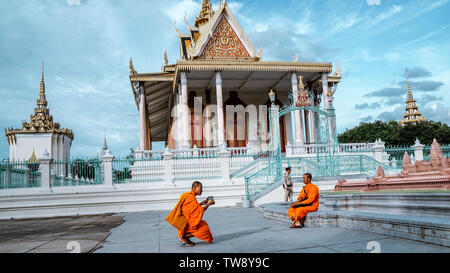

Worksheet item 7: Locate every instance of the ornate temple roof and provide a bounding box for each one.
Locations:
[128,0,341,141]
[175,0,261,61]
[5,65,74,142]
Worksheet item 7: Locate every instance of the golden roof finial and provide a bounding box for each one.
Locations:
[406,67,412,94]
[28,148,38,163]
[406,67,414,101]
[37,62,47,108]
[163,50,168,66]
[41,61,44,82]
[298,75,305,90]
[129,57,137,75]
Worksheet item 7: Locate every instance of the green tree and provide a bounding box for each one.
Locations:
[338,120,450,146]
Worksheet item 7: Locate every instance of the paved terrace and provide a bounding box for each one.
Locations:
[0,207,448,253]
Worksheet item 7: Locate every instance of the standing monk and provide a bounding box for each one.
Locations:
[166,181,215,247]
[288,173,319,228]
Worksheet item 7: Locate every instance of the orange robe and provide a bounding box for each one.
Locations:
[288,183,319,223]
[166,191,213,244]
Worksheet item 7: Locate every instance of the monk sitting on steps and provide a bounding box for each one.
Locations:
[288,173,319,228]
[166,181,215,247]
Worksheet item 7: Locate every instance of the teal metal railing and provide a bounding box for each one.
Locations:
[0,159,40,189]
[386,145,450,168]
[173,156,221,181]
[113,156,164,183]
[51,158,103,186]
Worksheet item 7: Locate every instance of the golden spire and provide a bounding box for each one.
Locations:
[401,67,426,125]
[406,68,414,101]
[4,65,74,139]
[28,148,38,163]
[195,0,214,27]
[298,75,305,89]
[37,62,48,109]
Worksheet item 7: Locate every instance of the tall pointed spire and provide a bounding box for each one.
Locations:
[37,62,48,109]
[401,67,426,125]
[103,128,108,150]
[5,64,74,140]
[406,68,414,101]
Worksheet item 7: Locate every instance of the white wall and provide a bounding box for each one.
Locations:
[10,133,72,161]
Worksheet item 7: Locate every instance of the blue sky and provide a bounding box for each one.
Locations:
[1,0,449,158]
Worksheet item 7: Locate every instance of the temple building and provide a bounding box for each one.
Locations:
[129,0,341,152]
[4,65,74,162]
[401,68,426,125]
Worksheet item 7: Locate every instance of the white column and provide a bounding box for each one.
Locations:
[291,73,304,144]
[180,72,190,149]
[304,110,310,144]
[139,86,147,151]
[216,71,225,148]
[322,73,329,109]
[310,110,316,143]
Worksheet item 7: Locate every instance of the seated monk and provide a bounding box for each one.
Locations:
[165,181,215,247]
[288,173,319,228]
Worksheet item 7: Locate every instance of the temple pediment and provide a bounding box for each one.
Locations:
[200,15,251,58]
[180,1,261,61]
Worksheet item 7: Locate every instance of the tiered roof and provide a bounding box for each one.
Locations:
[401,68,426,125]
[5,65,74,141]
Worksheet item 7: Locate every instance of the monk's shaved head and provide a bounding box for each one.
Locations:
[192,181,202,189]
[192,181,203,196]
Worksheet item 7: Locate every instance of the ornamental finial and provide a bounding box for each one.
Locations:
[41,61,44,82]
[129,57,137,75]
[298,75,305,89]
[164,50,168,66]
[334,62,341,77]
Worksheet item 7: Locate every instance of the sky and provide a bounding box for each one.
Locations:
[0,0,449,158]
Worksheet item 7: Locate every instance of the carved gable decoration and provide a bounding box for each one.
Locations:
[200,16,250,58]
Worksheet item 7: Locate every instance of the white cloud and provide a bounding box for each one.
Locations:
[164,0,200,29]
[361,49,399,61]
[366,5,403,27]
[331,13,362,33]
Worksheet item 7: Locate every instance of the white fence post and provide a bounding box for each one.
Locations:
[373,139,385,163]
[412,139,425,161]
[38,150,52,190]
[286,142,293,157]
[163,147,175,187]
[219,148,231,184]
[101,149,114,187]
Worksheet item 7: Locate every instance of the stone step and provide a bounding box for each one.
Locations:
[259,202,450,247]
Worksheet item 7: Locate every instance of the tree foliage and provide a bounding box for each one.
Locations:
[338,120,450,146]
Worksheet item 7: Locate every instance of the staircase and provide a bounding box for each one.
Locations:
[238,154,401,207]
